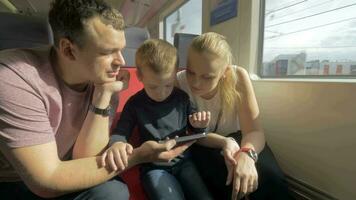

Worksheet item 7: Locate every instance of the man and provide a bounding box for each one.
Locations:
[0,0,191,199]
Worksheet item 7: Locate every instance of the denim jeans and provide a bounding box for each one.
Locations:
[0,176,129,200]
[141,158,213,200]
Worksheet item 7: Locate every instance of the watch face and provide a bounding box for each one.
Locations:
[248,150,258,162]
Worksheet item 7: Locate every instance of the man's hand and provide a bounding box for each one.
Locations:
[134,140,195,163]
[189,111,211,128]
[92,69,130,108]
[96,69,130,95]
[101,142,133,171]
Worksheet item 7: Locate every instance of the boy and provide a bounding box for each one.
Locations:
[102,39,213,200]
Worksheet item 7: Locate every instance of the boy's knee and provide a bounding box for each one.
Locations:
[84,179,129,200]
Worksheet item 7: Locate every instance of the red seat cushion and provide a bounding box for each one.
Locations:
[110,67,147,200]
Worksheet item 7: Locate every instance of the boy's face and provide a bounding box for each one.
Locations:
[138,67,176,102]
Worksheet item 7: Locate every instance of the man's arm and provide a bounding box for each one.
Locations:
[1,139,191,198]
[72,89,113,158]
[0,142,134,198]
[72,70,130,158]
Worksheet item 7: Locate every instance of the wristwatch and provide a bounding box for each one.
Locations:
[239,147,258,163]
[89,104,113,117]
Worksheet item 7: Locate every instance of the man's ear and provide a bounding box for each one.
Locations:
[58,38,76,61]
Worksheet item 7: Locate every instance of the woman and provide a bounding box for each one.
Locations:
[176,32,292,200]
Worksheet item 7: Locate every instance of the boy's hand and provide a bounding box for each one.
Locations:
[135,140,195,163]
[189,111,211,128]
[101,141,133,171]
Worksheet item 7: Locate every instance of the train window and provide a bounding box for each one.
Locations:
[260,0,356,78]
[163,0,202,44]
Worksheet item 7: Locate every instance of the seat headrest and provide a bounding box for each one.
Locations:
[0,12,53,50]
[174,33,198,68]
[122,27,150,67]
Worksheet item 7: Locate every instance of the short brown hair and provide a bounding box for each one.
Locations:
[49,0,125,48]
[135,39,177,74]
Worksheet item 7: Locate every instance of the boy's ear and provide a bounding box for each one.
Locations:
[136,69,143,82]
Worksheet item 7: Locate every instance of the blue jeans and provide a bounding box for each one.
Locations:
[141,159,213,200]
[0,176,129,200]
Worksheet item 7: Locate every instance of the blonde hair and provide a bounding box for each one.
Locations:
[136,39,177,74]
[190,32,241,112]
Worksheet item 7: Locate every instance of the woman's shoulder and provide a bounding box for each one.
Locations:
[176,70,186,81]
[231,65,251,88]
[231,65,249,79]
[176,70,190,93]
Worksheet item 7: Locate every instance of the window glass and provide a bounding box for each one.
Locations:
[262,0,356,77]
[164,0,202,44]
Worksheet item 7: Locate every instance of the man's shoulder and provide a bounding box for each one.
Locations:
[0,47,52,80]
[0,47,59,99]
[0,47,50,64]
[0,47,52,77]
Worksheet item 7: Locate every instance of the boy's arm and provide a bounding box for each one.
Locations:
[110,97,137,144]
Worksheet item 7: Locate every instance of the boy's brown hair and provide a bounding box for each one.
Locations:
[135,39,178,74]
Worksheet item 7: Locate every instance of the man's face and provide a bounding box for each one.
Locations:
[74,16,126,84]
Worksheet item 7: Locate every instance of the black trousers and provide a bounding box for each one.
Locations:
[191,131,293,200]
[0,176,129,200]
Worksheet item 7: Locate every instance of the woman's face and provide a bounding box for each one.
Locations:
[186,49,226,98]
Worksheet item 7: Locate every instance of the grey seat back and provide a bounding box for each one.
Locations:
[122,27,150,67]
[174,33,198,68]
[0,12,53,50]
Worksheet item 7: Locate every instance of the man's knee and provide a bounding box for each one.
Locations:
[79,179,129,200]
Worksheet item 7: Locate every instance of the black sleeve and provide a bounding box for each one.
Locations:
[110,98,137,144]
[186,96,206,134]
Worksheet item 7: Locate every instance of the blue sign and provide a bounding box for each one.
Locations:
[210,0,238,26]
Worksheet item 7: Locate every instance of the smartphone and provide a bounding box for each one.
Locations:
[175,132,206,143]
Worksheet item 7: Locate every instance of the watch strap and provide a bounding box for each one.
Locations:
[89,104,112,117]
[238,147,258,163]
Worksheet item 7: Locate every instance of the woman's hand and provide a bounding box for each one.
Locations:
[222,138,240,186]
[231,152,258,200]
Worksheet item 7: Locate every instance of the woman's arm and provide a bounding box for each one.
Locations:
[236,67,265,153]
[196,133,236,149]
[230,67,263,199]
